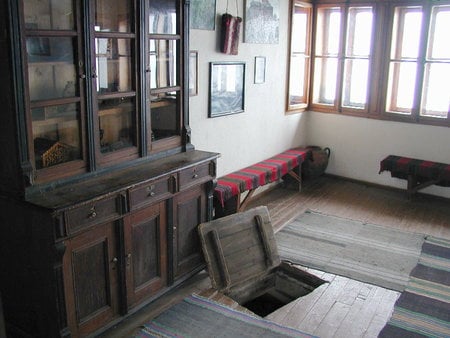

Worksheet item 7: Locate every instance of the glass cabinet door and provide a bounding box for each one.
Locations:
[148,0,182,149]
[93,0,139,161]
[23,0,85,175]
[20,0,187,183]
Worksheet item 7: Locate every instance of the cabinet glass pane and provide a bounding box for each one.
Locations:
[99,97,136,153]
[96,38,133,93]
[23,0,74,30]
[32,103,82,169]
[95,0,132,33]
[149,39,177,89]
[149,0,177,34]
[27,37,77,101]
[150,92,179,140]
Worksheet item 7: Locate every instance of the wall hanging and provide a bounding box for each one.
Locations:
[244,0,279,44]
[220,0,242,55]
[191,0,217,30]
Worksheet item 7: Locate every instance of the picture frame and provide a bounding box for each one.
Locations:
[254,56,266,84]
[209,62,246,118]
[189,51,198,96]
[190,0,217,30]
[244,0,280,44]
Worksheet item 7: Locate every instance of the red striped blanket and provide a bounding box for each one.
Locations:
[379,155,450,186]
[214,148,311,207]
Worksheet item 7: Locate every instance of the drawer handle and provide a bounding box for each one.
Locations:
[147,186,156,197]
[192,173,199,179]
[88,207,97,219]
[111,257,118,270]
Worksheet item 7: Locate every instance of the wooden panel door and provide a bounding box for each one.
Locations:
[63,222,119,337]
[173,185,206,279]
[124,201,167,309]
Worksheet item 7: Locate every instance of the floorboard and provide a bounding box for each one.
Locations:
[101,175,450,338]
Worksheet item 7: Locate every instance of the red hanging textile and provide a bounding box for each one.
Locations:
[220,0,242,55]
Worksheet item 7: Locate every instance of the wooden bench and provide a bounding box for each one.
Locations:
[379,155,450,197]
[214,148,311,217]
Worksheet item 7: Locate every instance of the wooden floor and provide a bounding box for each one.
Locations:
[101,176,450,338]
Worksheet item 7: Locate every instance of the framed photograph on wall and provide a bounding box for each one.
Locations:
[190,0,217,30]
[189,51,198,96]
[254,56,266,84]
[244,0,280,44]
[209,62,246,118]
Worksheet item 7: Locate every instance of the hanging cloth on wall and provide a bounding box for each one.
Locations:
[220,0,242,55]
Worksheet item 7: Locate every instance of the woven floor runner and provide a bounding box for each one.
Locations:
[275,210,425,291]
[134,294,315,338]
[379,236,450,337]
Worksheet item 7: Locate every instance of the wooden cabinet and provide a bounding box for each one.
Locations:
[0,153,217,337]
[0,1,219,337]
[63,221,121,337]
[173,186,207,280]
[124,201,168,309]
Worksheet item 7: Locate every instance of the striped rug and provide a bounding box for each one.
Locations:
[135,294,315,338]
[379,236,450,337]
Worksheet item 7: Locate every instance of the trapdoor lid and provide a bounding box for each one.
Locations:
[198,206,281,291]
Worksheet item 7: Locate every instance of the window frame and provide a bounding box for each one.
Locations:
[286,0,313,113]
[287,0,450,128]
[309,2,376,115]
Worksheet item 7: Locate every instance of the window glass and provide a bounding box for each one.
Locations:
[287,2,311,109]
[342,7,373,109]
[95,38,134,93]
[27,37,77,101]
[32,103,81,169]
[149,39,178,89]
[24,0,74,30]
[149,0,177,34]
[150,92,180,141]
[95,0,132,33]
[421,5,450,118]
[313,7,341,105]
[386,6,422,114]
[98,97,137,153]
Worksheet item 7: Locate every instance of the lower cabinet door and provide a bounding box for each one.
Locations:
[63,221,120,337]
[173,185,207,279]
[124,201,168,308]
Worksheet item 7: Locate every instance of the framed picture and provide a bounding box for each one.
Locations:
[244,0,280,44]
[190,0,217,30]
[254,56,266,84]
[209,62,246,118]
[189,51,198,96]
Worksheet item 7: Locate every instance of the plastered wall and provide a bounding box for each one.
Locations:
[189,0,450,199]
[189,0,307,177]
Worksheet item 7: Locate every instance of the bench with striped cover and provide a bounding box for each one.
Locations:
[379,155,450,197]
[214,148,311,217]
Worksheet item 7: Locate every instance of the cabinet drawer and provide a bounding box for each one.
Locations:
[66,196,121,234]
[129,176,174,211]
[179,162,213,190]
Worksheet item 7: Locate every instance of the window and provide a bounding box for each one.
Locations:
[386,3,450,122]
[311,4,374,112]
[286,1,312,112]
[287,0,450,127]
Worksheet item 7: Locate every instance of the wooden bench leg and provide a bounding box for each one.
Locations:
[407,174,415,198]
[288,165,302,191]
[238,189,255,212]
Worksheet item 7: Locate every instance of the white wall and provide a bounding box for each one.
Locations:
[189,0,307,177]
[305,112,450,198]
[189,1,450,199]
